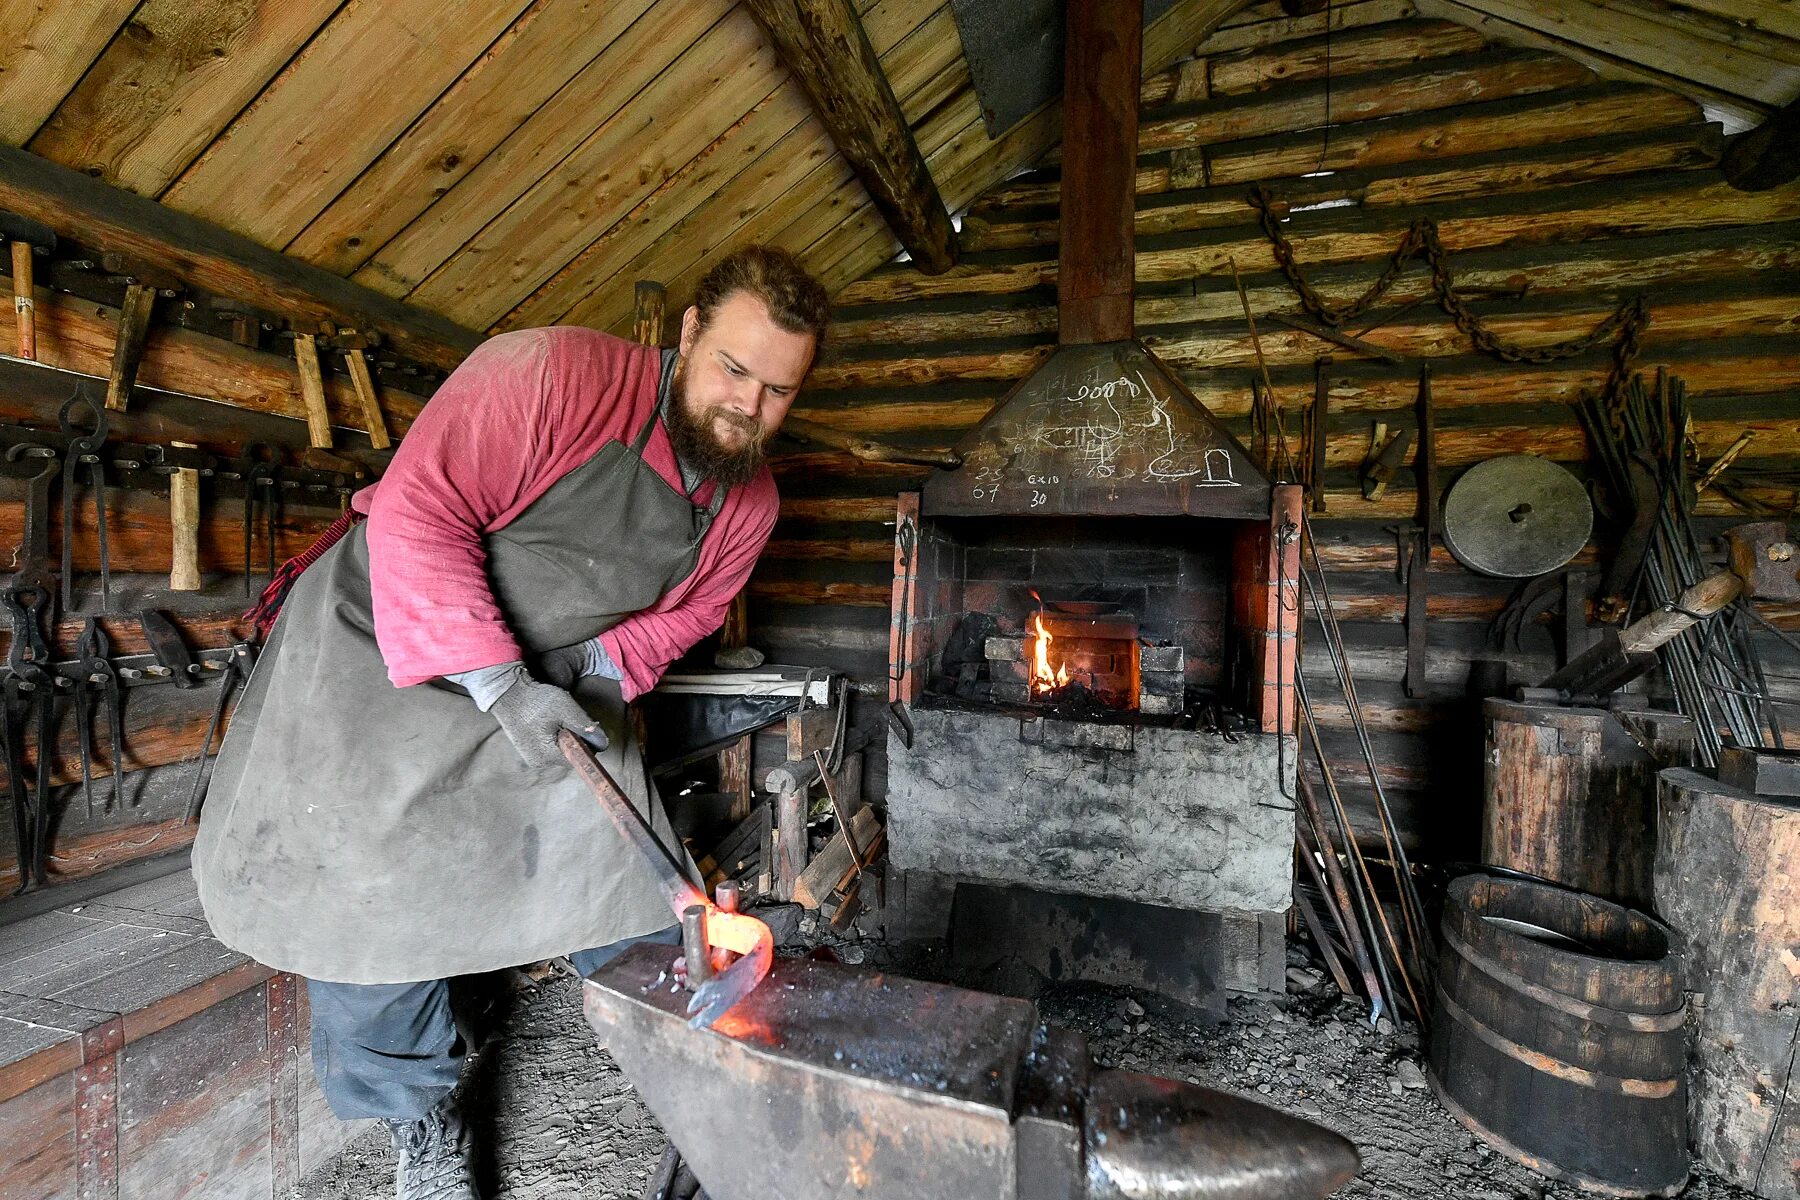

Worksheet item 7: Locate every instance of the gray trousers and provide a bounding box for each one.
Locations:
[308,926,681,1122]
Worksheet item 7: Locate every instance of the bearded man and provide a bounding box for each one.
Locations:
[193,246,828,1199]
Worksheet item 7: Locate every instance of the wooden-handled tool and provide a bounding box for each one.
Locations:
[293,331,334,449]
[1,213,56,360]
[1530,569,1744,701]
[169,440,202,591]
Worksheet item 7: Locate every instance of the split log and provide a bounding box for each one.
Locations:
[1141,19,1484,106]
[778,414,961,468]
[792,806,882,910]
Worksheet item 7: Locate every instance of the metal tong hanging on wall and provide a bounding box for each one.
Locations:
[3,441,61,893]
[57,387,112,614]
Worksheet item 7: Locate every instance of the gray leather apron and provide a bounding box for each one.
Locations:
[193,391,725,984]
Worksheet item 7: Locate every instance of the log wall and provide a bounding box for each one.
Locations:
[757,4,1800,862]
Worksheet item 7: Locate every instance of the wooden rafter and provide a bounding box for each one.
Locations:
[0,144,482,372]
[742,0,958,275]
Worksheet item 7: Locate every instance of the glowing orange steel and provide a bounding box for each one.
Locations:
[1030,612,1070,693]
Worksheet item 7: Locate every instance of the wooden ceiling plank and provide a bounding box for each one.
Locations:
[1433,0,1798,106]
[0,142,482,370]
[349,1,729,301]
[0,0,140,145]
[509,98,837,332]
[1412,0,1772,127]
[25,0,340,197]
[284,0,656,276]
[404,8,787,328]
[1598,0,1800,67]
[1664,0,1800,45]
[160,0,532,247]
[544,1,957,333]
[742,0,958,274]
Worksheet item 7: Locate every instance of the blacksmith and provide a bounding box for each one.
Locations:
[193,246,827,1199]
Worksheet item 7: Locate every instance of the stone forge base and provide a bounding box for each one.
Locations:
[950,883,1286,1016]
[887,702,1294,998]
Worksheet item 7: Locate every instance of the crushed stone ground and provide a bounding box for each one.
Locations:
[297,944,1754,1200]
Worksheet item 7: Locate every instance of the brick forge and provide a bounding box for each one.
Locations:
[884,486,1302,1007]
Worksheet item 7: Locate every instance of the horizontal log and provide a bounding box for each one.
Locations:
[777,495,901,523]
[28,291,426,443]
[1138,19,1486,107]
[0,143,480,373]
[762,537,895,563]
[831,223,1796,349]
[0,478,339,576]
[971,86,1706,229]
[838,172,1800,306]
[0,818,196,896]
[1187,0,1420,57]
[0,605,249,663]
[746,578,892,608]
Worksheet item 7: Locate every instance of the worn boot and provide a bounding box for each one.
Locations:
[387,1098,480,1200]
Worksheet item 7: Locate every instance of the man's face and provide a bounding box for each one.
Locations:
[668,291,816,486]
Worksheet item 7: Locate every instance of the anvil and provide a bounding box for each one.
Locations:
[584,947,1359,1200]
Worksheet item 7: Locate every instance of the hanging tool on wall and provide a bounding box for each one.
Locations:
[292,329,335,450]
[97,254,181,414]
[137,608,200,690]
[184,642,254,824]
[335,331,392,450]
[234,444,281,596]
[1360,422,1411,501]
[1402,364,1437,698]
[73,617,126,815]
[2,576,59,895]
[57,387,112,614]
[0,213,55,360]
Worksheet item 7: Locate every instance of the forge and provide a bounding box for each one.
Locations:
[880,0,1299,1008]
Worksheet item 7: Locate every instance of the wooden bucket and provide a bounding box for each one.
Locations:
[1428,874,1689,1196]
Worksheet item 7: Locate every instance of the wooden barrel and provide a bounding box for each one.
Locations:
[1655,768,1800,1200]
[1428,874,1689,1196]
[1483,699,1695,909]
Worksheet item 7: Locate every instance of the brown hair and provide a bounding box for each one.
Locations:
[692,245,830,346]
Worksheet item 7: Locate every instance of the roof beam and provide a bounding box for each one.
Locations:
[0,144,482,371]
[743,0,958,275]
[1723,97,1800,191]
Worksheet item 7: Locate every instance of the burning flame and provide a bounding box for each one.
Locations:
[1030,611,1070,694]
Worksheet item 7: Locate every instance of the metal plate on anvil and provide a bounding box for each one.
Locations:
[1442,456,1593,578]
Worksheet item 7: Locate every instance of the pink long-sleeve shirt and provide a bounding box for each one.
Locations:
[354,327,779,701]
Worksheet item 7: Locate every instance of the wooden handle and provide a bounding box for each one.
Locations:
[10,239,34,360]
[104,282,156,411]
[633,280,666,346]
[293,333,333,449]
[169,440,202,592]
[1618,569,1745,654]
[343,350,390,449]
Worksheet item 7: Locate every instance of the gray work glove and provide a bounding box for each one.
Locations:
[488,669,610,770]
[533,636,625,691]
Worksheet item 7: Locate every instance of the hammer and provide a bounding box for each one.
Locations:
[0,213,56,360]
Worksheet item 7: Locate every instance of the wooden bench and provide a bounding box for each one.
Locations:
[0,869,365,1198]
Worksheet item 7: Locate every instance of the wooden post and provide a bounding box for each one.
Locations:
[1057,0,1143,344]
[292,332,333,449]
[103,283,156,412]
[633,280,666,347]
[776,779,807,902]
[168,440,202,592]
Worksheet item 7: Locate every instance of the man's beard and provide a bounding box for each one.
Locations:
[665,359,768,488]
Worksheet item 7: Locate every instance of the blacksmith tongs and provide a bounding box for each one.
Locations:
[75,617,126,815]
[3,588,57,893]
[58,387,112,614]
[558,732,773,1029]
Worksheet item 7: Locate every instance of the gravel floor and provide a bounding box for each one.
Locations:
[296,938,1752,1200]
